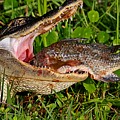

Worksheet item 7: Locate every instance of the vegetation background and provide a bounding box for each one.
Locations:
[0,0,120,119]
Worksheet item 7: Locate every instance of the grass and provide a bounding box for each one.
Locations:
[0,0,120,119]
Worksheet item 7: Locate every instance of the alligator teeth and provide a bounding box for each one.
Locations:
[42,22,44,25]
[51,27,54,31]
[80,4,83,9]
[48,67,50,70]
[59,16,62,19]
[46,20,48,23]
[44,66,47,68]
[70,16,73,21]
[41,66,47,68]
[71,6,74,9]
[34,29,37,32]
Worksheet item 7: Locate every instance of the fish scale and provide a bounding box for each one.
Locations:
[30,39,120,82]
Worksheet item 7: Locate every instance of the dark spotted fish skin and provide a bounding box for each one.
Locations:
[30,39,120,82]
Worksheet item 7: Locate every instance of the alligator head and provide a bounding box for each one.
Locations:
[0,0,86,101]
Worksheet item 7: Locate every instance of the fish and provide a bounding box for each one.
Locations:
[30,39,120,82]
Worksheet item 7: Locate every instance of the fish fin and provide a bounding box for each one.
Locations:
[61,38,88,42]
[108,45,120,53]
[101,73,120,82]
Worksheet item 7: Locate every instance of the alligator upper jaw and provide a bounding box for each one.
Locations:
[0,0,83,62]
[0,0,83,39]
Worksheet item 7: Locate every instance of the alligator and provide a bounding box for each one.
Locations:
[0,0,120,102]
[0,0,84,102]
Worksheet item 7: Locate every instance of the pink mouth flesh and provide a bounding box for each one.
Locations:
[11,33,36,62]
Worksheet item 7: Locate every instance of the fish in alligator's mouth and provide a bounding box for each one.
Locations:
[0,0,85,101]
[30,39,120,82]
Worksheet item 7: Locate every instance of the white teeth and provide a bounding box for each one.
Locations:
[41,66,43,69]
[51,26,54,30]
[80,4,83,9]
[70,16,73,21]
[62,19,65,22]
[50,20,52,23]
[59,16,62,18]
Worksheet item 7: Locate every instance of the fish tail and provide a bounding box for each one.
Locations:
[109,45,120,53]
[111,53,120,70]
[112,52,120,61]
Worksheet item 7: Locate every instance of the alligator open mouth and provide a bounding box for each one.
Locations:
[1,0,120,102]
[0,0,88,84]
[0,0,83,63]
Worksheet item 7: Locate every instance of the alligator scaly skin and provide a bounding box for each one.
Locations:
[0,0,83,39]
[0,0,84,101]
[30,39,120,82]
